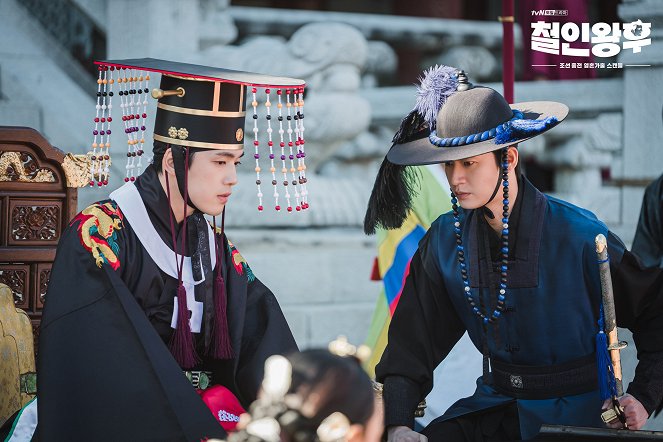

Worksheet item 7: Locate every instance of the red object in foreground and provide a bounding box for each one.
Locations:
[197,385,246,431]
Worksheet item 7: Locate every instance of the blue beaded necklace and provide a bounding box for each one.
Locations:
[451,147,510,325]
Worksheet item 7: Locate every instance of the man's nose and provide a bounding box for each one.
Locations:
[448,165,465,186]
[225,166,238,186]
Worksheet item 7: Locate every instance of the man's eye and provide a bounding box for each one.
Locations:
[217,161,226,165]
[463,161,474,167]
[234,161,242,166]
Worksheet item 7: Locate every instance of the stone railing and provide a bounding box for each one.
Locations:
[228,6,522,84]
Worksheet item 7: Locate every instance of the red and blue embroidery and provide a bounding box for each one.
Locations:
[227,239,255,283]
[71,201,124,270]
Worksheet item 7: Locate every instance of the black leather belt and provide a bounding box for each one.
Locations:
[491,354,597,400]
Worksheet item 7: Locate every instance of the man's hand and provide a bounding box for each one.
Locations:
[602,393,649,430]
[387,426,427,442]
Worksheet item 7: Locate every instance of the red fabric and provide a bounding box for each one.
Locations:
[370,257,382,281]
[197,385,246,431]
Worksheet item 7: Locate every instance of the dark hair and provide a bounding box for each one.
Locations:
[230,349,375,442]
[287,350,374,426]
[152,141,203,173]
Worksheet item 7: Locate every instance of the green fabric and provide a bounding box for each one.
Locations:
[19,373,36,395]
[409,165,452,227]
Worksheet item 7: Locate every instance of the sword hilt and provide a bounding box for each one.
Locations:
[600,397,628,429]
[595,234,626,396]
[608,341,628,351]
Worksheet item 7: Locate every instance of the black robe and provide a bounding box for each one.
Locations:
[633,173,663,267]
[35,165,298,441]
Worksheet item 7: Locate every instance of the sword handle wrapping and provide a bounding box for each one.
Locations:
[595,234,626,396]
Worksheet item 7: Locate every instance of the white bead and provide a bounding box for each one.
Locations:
[257,192,263,198]
[454,221,460,227]
[499,289,506,294]
[464,286,471,292]
[503,223,508,229]
[101,104,107,110]
[287,129,293,134]
[253,127,259,133]
[279,129,284,135]
[267,128,273,134]
[96,104,101,110]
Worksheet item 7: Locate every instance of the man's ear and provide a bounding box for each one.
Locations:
[162,148,175,176]
[507,145,519,172]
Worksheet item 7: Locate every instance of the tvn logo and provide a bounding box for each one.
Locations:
[531,10,568,16]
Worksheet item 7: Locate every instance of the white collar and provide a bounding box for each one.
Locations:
[110,182,216,286]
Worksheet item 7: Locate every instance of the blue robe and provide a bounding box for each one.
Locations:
[377,177,663,440]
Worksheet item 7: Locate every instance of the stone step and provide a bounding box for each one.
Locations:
[0,0,95,153]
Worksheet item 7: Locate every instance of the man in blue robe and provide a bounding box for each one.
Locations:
[364,66,663,441]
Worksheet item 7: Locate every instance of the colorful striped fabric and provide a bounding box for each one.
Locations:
[365,165,451,377]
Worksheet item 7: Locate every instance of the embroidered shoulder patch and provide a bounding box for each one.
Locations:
[71,201,124,270]
[226,239,255,283]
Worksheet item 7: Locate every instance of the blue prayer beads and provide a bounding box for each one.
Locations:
[452,147,510,325]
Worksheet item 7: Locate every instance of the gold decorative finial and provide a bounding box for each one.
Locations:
[61,153,93,187]
[151,87,186,99]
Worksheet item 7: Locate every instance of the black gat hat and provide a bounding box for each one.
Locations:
[364,65,568,234]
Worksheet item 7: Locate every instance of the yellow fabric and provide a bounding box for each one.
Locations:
[376,210,423,276]
[364,165,451,377]
[0,283,36,426]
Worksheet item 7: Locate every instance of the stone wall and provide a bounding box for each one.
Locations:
[228,229,378,349]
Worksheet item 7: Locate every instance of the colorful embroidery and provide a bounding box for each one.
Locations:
[226,239,255,283]
[71,201,124,270]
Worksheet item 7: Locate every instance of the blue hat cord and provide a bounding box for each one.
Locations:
[429,110,559,148]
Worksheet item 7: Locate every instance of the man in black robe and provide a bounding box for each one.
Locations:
[29,59,308,441]
[633,173,663,267]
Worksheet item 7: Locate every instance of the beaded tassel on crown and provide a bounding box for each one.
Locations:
[88,63,152,186]
[253,87,309,212]
[117,67,150,183]
[89,65,114,187]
